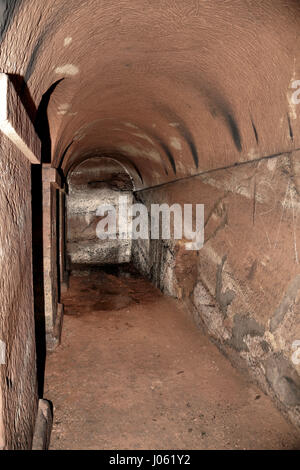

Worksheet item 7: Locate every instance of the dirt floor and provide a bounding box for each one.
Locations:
[44,266,300,450]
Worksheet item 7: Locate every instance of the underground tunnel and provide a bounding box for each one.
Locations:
[0,0,299,451]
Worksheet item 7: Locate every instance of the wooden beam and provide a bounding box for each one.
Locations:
[0,73,41,164]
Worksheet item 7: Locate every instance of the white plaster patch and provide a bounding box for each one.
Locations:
[55,64,79,76]
[64,37,72,47]
[288,61,298,120]
[247,148,258,160]
[170,136,182,150]
[267,158,277,172]
[169,122,180,127]
[57,103,70,115]
[0,340,5,364]
[147,149,162,163]
[120,144,161,163]
[132,132,154,144]
[124,122,138,129]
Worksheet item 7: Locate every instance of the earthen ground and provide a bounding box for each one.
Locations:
[44,267,300,450]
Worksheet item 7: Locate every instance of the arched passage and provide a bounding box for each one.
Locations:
[0,0,299,450]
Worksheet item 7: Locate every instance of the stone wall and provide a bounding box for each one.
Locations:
[42,165,63,350]
[132,152,300,429]
[0,136,38,449]
[66,158,134,268]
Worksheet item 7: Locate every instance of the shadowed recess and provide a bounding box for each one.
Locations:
[251,119,259,144]
[35,79,64,163]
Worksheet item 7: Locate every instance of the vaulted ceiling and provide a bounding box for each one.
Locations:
[1,0,300,188]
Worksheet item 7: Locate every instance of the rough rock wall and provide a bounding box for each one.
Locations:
[42,167,60,349]
[0,136,38,449]
[132,152,300,429]
[131,220,177,297]
[59,189,67,288]
[67,184,133,267]
[131,235,150,279]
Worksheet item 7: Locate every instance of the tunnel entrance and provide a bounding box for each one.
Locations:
[66,157,134,270]
[64,154,156,316]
